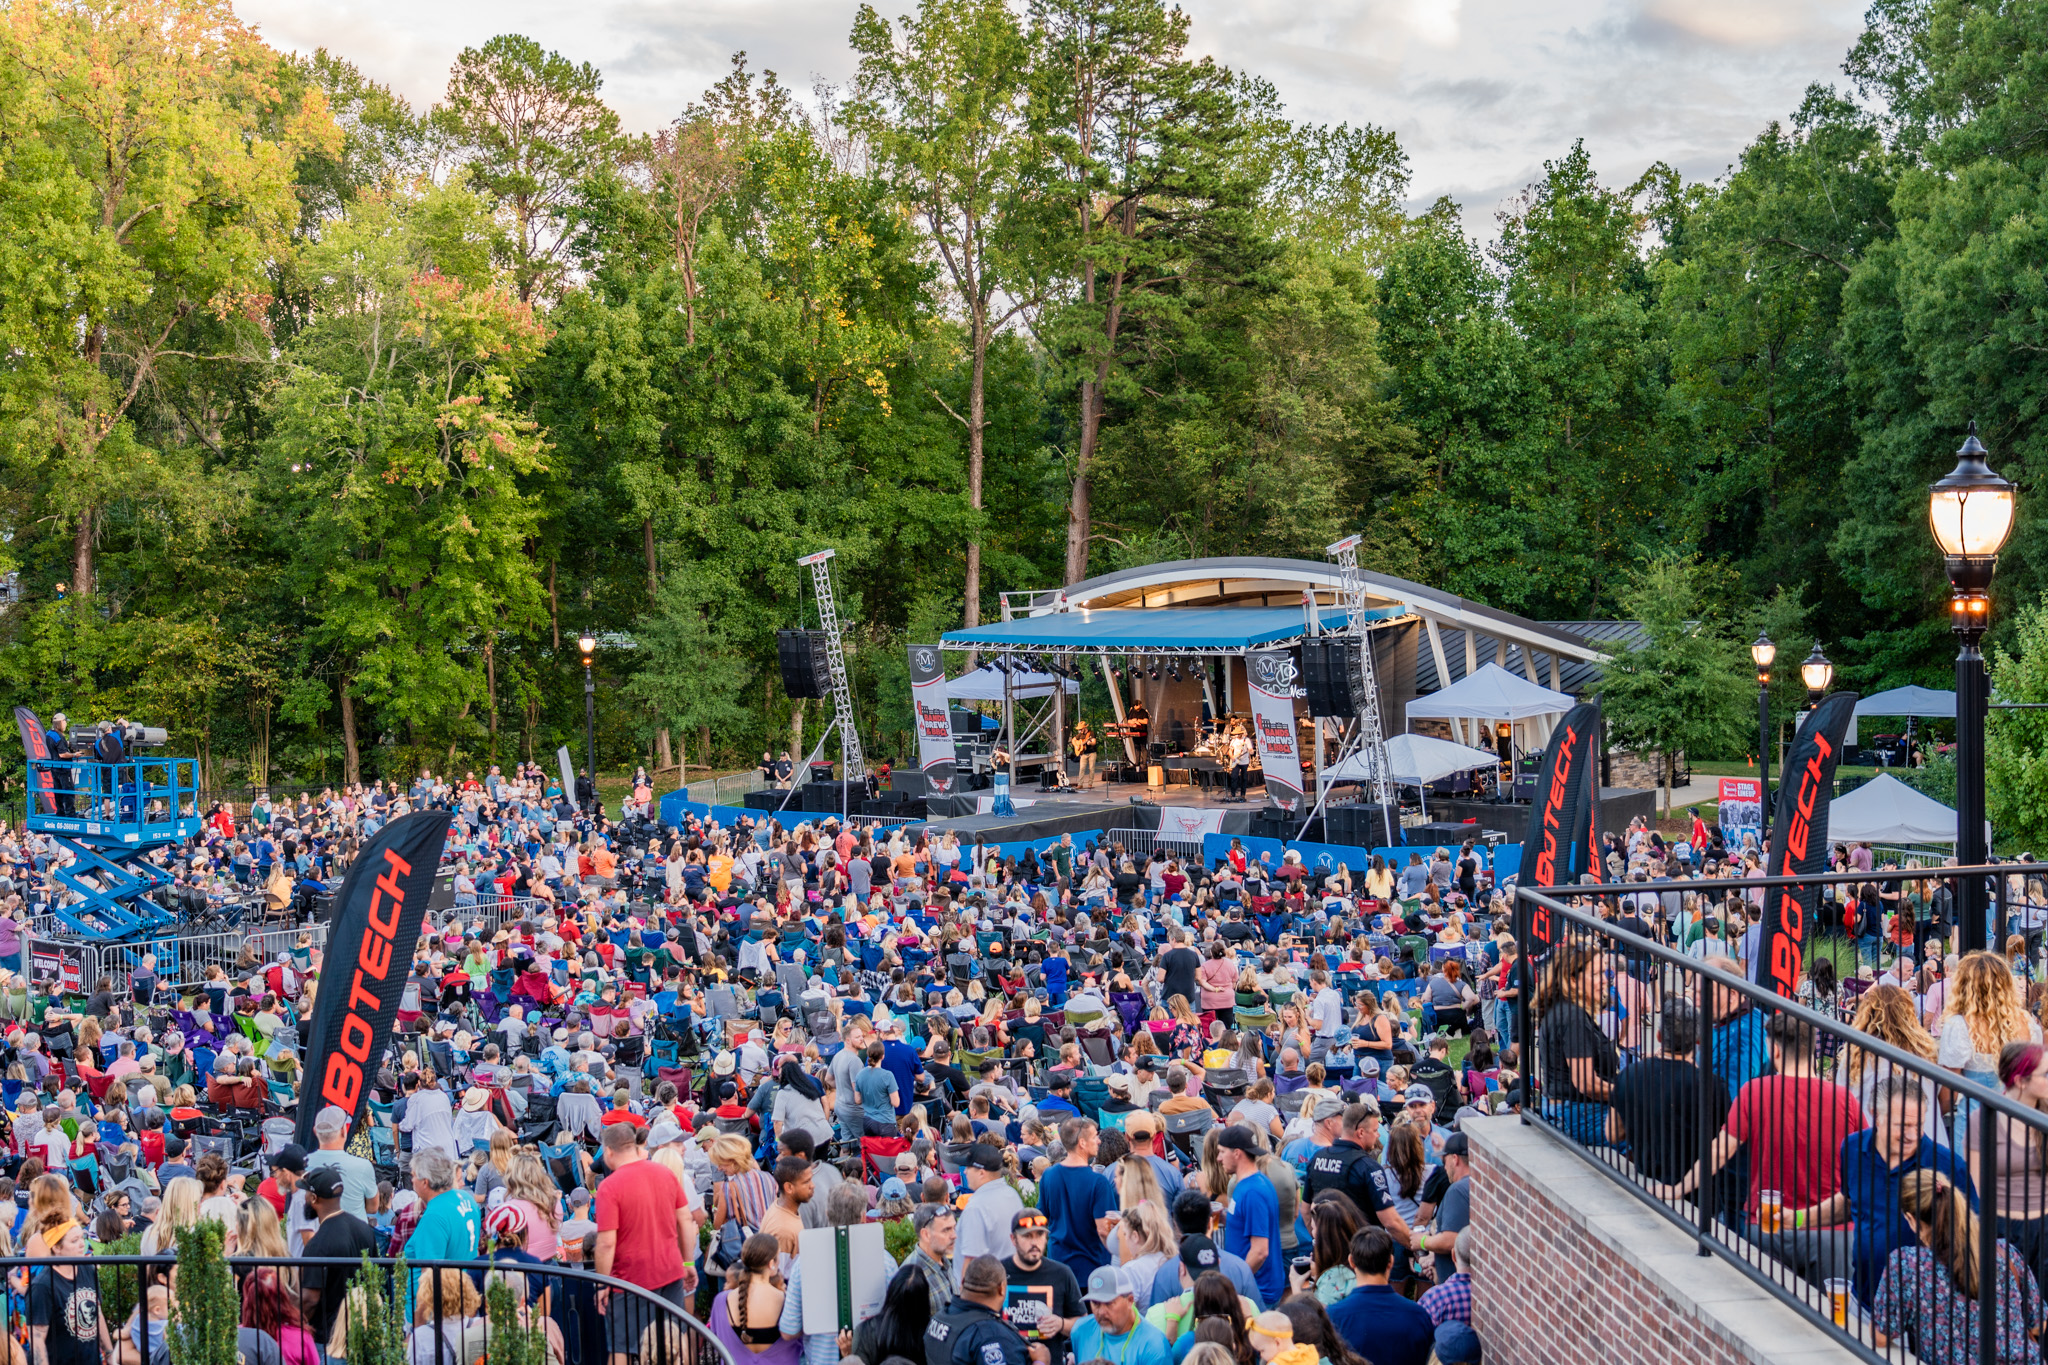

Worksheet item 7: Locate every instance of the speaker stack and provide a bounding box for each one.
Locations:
[802,780,864,814]
[1300,638,1364,717]
[776,629,833,698]
[743,790,783,811]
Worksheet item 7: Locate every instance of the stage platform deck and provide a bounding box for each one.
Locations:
[919,780,1259,841]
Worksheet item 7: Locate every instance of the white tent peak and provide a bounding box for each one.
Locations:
[1407,662,1574,721]
[1828,773,1957,846]
[1326,733,1502,786]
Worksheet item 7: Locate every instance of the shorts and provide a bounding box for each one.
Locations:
[605,1276,691,1356]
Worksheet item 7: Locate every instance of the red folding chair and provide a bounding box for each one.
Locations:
[861,1135,912,1181]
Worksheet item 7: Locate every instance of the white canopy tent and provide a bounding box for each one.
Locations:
[1853,686,1957,719]
[1406,661,1575,748]
[1828,773,1957,846]
[1324,733,1505,786]
[945,669,1079,702]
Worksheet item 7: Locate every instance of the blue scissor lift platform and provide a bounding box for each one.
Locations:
[24,755,201,941]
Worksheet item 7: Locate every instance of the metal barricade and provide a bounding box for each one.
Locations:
[1101,827,1206,864]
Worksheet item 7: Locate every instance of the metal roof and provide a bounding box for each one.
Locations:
[1412,621,1644,695]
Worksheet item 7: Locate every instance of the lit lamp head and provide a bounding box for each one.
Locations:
[1800,643,1833,705]
[578,632,596,665]
[1931,421,2015,641]
[1750,633,1775,685]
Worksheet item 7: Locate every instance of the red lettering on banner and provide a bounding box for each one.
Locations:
[339,1012,373,1062]
[362,931,391,979]
[322,1053,362,1112]
[348,970,381,1016]
[1532,728,1580,891]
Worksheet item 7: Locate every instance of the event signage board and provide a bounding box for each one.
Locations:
[1717,776,1764,854]
[798,1222,888,1333]
[1515,700,1602,953]
[1757,692,1858,997]
[294,810,454,1147]
[907,645,956,795]
[1247,650,1304,809]
[12,707,56,815]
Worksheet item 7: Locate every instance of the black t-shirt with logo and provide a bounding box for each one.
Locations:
[998,1256,1085,1363]
[30,1266,101,1365]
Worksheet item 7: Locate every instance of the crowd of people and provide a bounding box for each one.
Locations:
[0,769,1538,1365]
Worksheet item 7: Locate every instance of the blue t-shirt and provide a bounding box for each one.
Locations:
[1071,1316,1174,1365]
[882,1039,923,1116]
[1223,1169,1284,1306]
[1328,1284,1435,1365]
[855,1066,898,1124]
[1039,1160,1117,1281]
[1045,956,1069,993]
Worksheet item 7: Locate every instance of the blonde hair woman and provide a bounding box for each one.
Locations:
[152,1172,207,1243]
[709,1135,778,1261]
[1116,1151,1168,1223]
[408,1268,487,1365]
[1115,1201,1178,1292]
[1939,950,2041,1146]
[503,1152,565,1261]
[1845,984,1941,1141]
[21,1175,74,1258]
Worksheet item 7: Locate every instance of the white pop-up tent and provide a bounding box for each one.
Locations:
[1406,661,1574,748]
[945,669,1079,702]
[1853,686,1957,719]
[1828,773,1957,846]
[1324,733,1505,786]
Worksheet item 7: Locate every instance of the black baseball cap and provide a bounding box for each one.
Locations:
[271,1144,307,1174]
[964,1144,1004,1173]
[1442,1132,1470,1158]
[303,1166,345,1200]
[1215,1125,1259,1154]
[1180,1235,1221,1275]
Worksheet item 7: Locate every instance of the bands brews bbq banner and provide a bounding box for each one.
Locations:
[12,707,55,816]
[1757,692,1858,997]
[1247,650,1304,809]
[908,645,956,795]
[1516,700,1602,952]
[295,810,453,1147]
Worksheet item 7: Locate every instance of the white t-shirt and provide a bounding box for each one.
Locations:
[1938,1013,2042,1076]
[1311,986,1345,1037]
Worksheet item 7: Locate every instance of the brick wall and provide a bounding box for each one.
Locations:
[1461,1117,1859,1365]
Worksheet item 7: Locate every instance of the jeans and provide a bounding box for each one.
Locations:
[1541,1099,1619,1149]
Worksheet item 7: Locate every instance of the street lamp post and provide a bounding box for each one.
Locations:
[1751,634,1776,827]
[1931,421,2016,950]
[578,632,598,813]
[1800,643,1833,707]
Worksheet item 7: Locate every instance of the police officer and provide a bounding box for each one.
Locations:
[924,1255,1048,1365]
[1304,1100,1410,1236]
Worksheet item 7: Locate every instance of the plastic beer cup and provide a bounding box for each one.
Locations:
[1825,1279,1852,1326]
[1758,1190,1783,1234]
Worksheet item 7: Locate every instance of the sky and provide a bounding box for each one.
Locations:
[239,0,1874,232]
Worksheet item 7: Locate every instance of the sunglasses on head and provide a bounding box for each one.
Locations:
[1015,1214,1049,1230]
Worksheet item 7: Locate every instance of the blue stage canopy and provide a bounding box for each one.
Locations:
[940,605,1405,652]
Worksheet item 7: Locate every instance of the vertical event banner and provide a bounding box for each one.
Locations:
[1515,700,1603,953]
[555,745,577,805]
[11,707,55,815]
[1717,777,1764,854]
[907,645,956,794]
[294,810,454,1147]
[1247,650,1305,808]
[1757,692,1859,997]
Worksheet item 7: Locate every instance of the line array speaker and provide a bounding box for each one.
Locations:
[1300,638,1364,717]
[776,629,832,699]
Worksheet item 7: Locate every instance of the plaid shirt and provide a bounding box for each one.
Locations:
[385,1201,423,1257]
[1419,1270,1471,1326]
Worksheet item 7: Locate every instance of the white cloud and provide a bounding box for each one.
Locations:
[237,0,1870,234]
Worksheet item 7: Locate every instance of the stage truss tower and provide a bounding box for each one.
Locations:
[798,549,866,782]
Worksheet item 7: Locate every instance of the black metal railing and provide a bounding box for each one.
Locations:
[7,1251,734,1365]
[1513,864,2048,1365]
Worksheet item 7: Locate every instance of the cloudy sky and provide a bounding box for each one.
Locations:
[240,0,1872,231]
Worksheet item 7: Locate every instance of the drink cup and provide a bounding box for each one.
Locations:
[1825,1279,1852,1326]
[1757,1191,1783,1234]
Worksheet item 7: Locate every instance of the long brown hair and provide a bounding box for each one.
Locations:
[1846,983,1938,1084]
[1534,943,1601,1016]
[1187,1273,1255,1365]
[1898,1170,1982,1299]
[729,1232,781,1331]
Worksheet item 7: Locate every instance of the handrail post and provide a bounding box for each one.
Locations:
[1981,1085,1999,1365]
[1697,967,1715,1257]
[1514,889,1532,1126]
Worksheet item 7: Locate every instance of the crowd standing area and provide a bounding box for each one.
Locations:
[0,763,2031,1365]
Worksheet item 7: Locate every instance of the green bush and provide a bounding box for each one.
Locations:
[97,1231,145,1338]
[168,1221,237,1365]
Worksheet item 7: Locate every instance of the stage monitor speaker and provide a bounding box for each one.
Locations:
[1301,638,1363,717]
[776,629,832,699]
[1323,806,1364,846]
[742,790,784,811]
[887,769,930,799]
[801,780,863,814]
[809,760,837,784]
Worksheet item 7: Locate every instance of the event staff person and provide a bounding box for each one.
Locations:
[925,1255,1049,1365]
[1305,1102,1415,1245]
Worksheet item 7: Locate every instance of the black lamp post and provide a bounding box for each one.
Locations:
[1931,421,2016,950]
[1751,633,1775,823]
[1800,643,1834,707]
[578,631,598,812]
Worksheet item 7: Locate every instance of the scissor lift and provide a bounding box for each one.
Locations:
[23,754,201,941]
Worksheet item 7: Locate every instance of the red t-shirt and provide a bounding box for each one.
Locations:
[600,1107,647,1130]
[595,1159,687,1288]
[1724,1075,1866,1215]
[257,1175,290,1218]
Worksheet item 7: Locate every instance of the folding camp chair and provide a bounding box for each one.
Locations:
[860,1136,912,1181]
[1163,1107,1214,1161]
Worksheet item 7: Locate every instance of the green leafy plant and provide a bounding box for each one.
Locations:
[881,1214,917,1264]
[484,1275,549,1365]
[167,1220,237,1365]
[97,1231,145,1336]
[344,1253,410,1365]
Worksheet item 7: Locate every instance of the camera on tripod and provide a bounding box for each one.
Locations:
[68,720,168,763]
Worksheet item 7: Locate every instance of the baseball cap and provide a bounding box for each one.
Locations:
[1359,1057,1382,1077]
[646,1120,685,1148]
[1434,1322,1483,1365]
[1442,1132,1470,1158]
[270,1144,307,1174]
[964,1144,1004,1173]
[1105,1073,1133,1094]
[1081,1266,1135,1304]
[303,1166,345,1201]
[1179,1235,1221,1276]
[1308,1095,1346,1123]
[1046,1074,1072,1091]
[1404,1084,1434,1105]
[1215,1125,1259,1154]
[879,1176,909,1201]
[1125,1112,1159,1138]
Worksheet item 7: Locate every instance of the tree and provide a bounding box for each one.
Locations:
[437,34,625,302]
[1028,0,1267,584]
[0,0,337,599]
[623,569,753,780]
[849,0,1036,626]
[1599,555,1756,815]
[1987,591,2048,852]
[167,1219,237,1365]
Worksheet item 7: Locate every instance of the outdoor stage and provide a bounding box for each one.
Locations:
[915,777,1260,842]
